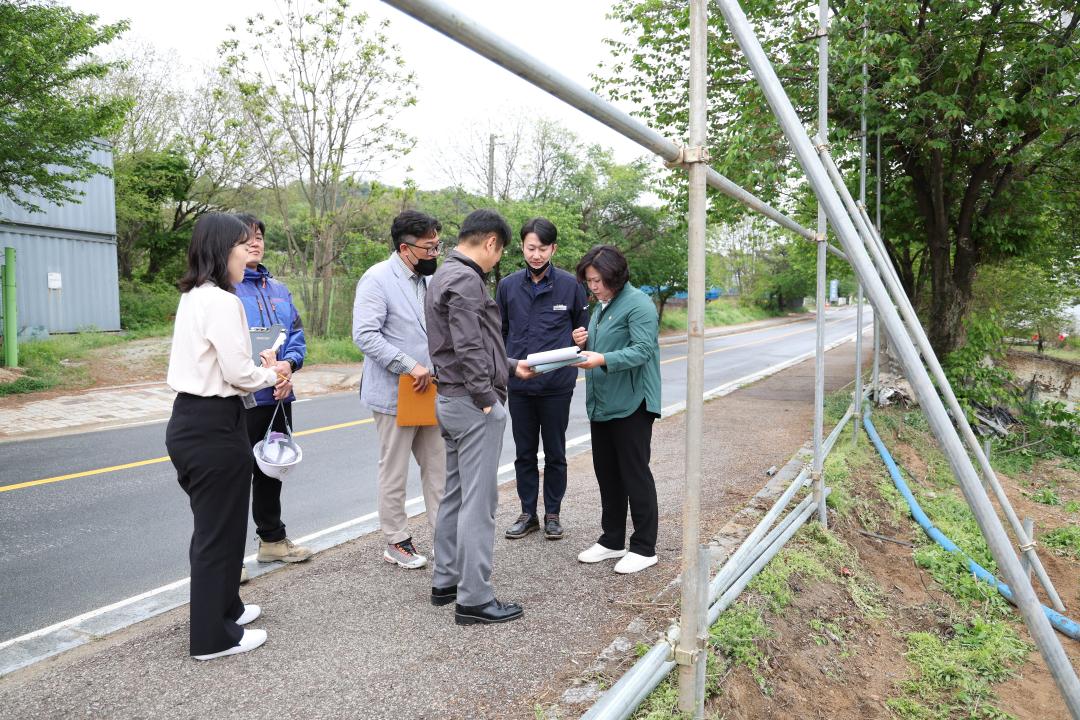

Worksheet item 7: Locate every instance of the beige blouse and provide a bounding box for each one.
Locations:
[166,283,278,397]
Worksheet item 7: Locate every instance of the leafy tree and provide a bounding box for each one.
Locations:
[598,0,1080,356]
[221,0,417,336]
[0,1,129,211]
[972,258,1079,352]
[113,150,190,280]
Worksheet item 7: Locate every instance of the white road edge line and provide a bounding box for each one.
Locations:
[0,324,867,671]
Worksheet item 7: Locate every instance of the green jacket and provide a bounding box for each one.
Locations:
[583,283,661,422]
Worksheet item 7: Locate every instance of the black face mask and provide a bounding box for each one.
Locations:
[527,261,550,277]
[413,257,437,276]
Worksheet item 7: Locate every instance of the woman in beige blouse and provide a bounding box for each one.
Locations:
[165,213,287,660]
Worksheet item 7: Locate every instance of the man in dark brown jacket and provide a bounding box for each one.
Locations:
[425,209,535,626]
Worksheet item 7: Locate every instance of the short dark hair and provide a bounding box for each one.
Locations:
[576,244,630,296]
[390,210,442,252]
[178,213,250,293]
[520,217,557,246]
[235,212,265,237]
[458,209,511,248]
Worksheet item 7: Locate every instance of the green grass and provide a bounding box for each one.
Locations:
[305,336,363,365]
[1010,343,1080,363]
[888,617,1027,720]
[1042,525,1080,560]
[1030,486,1062,506]
[658,298,782,333]
[0,330,130,396]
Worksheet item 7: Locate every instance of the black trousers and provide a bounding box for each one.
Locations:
[509,390,573,517]
[166,393,251,656]
[590,401,658,556]
[244,402,292,542]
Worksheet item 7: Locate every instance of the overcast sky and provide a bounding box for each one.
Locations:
[64,0,654,190]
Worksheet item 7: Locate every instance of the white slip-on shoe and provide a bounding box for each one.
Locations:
[192,628,267,661]
[236,604,261,625]
[577,543,628,563]
[614,552,658,574]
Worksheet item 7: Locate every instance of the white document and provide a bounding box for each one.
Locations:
[525,345,583,367]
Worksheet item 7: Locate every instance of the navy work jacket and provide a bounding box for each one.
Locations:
[496,266,589,396]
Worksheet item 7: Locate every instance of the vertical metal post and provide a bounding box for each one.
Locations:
[852,14,868,443]
[812,0,828,525]
[677,0,709,711]
[1022,517,1035,581]
[487,132,496,199]
[871,132,881,404]
[2,247,16,368]
[714,2,1080,710]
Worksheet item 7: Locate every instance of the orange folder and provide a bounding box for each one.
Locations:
[396,374,438,427]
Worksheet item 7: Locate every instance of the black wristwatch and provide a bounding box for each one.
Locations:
[288,359,298,372]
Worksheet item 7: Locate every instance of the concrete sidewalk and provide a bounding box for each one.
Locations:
[0,313,806,442]
[0,341,868,720]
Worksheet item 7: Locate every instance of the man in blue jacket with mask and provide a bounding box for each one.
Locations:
[234,213,312,577]
[496,218,589,541]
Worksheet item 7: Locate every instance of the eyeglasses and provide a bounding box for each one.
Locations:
[404,240,442,256]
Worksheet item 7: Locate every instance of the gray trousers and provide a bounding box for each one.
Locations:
[432,394,507,606]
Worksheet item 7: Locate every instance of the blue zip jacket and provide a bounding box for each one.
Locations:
[234,265,306,406]
[496,266,589,396]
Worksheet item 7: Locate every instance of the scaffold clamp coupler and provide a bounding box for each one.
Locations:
[664,145,710,169]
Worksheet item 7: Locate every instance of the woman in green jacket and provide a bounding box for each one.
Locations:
[571,245,661,574]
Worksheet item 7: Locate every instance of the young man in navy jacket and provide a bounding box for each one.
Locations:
[234,214,312,575]
[496,218,589,540]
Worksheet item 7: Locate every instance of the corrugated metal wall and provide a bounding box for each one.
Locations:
[0,144,119,334]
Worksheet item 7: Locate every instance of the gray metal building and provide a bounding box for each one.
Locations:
[0,144,120,335]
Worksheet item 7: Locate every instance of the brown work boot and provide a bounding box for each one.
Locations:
[257,537,312,563]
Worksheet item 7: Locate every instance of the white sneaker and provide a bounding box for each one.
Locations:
[614,552,658,574]
[577,543,627,563]
[192,628,267,661]
[236,604,261,625]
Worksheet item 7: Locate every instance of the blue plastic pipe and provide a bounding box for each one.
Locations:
[862,410,1080,640]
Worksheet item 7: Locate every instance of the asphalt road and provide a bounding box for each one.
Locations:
[0,307,868,642]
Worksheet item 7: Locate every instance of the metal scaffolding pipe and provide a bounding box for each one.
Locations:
[852,17,867,444]
[871,131,882,403]
[846,196,1066,613]
[812,0,829,527]
[378,0,848,261]
[677,0,709,713]
[715,1,1080,711]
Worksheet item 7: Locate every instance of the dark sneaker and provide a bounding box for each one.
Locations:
[504,513,540,539]
[544,514,564,540]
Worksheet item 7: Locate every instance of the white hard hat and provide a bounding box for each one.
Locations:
[253,431,303,480]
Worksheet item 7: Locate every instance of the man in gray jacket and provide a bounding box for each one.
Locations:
[425,209,535,625]
[353,211,446,569]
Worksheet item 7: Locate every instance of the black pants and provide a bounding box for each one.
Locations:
[590,401,658,556]
[509,390,573,517]
[165,393,250,656]
[245,402,292,542]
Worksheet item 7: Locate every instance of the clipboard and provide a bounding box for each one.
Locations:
[249,323,286,364]
[396,374,438,426]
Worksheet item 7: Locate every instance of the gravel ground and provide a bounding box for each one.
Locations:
[0,342,867,720]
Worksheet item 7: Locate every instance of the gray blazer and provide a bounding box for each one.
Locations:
[352,255,432,415]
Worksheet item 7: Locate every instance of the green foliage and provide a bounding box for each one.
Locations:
[709,605,773,691]
[0,331,127,395]
[1031,486,1062,506]
[598,0,1080,356]
[888,618,1027,720]
[305,336,363,365]
[657,298,777,333]
[972,259,1079,350]
[1042,525,1080,561]
[0,2,129,210]
[749,546,829,612]
[118,280,178,331]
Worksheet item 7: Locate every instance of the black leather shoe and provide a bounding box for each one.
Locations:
[431,585,457,606]
[504,513,540,539]
[544,514,564,540]
[455,598,524,625]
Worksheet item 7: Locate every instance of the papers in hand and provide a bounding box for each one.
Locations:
[525,346,585,374]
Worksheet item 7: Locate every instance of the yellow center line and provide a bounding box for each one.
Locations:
[0,418,374,494]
